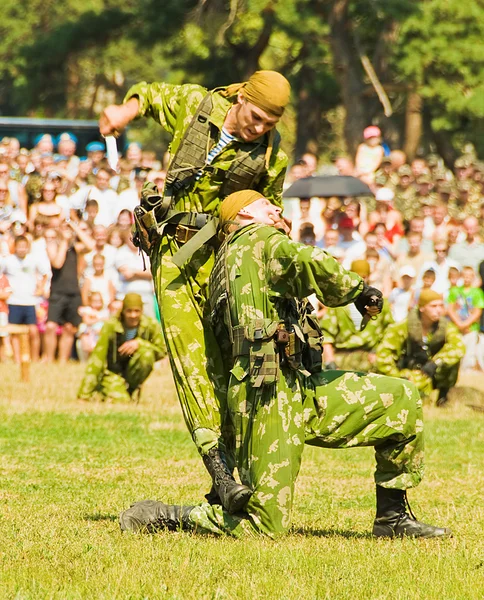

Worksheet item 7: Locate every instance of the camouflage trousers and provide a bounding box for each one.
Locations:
[91,346,156,402]
[185,369,424,538]
[399,363,460,399]
[150,236,227,455]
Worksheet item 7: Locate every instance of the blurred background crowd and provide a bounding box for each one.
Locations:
[0,126,483,374]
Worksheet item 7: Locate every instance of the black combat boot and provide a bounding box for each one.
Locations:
[372,486,452,539]
[436,387,450,407]
[119,500,195,533]
[202,447,252,514]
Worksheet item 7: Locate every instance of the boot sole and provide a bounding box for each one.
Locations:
[373,525,453,539]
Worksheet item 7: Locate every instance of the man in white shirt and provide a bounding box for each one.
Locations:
[69,168,118,226]
[0,236,51,361]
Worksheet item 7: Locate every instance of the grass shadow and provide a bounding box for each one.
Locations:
[85,513,118,522]
[291,527,373,539]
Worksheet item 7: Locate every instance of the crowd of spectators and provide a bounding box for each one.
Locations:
[0,133,162,363]
[0,125,483,373]
[284,127,484,372]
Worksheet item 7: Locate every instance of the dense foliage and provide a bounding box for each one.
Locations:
[1,0,483,159]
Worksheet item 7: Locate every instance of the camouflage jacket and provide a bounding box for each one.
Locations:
[77,314,165,398]
[319,300,394,351]
[125,82,288,214]
[375,311,465,378]
[212,224,364,381]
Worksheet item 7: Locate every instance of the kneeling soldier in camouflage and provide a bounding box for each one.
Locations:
[120,192,450,539]
[77,293,165,402]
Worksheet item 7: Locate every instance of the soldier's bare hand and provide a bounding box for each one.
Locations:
[99,99,139,136]
[365,305,381,317]
[274,215,292,235]
[118,339,140,356]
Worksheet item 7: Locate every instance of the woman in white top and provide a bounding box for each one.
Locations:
[81,253,116,308]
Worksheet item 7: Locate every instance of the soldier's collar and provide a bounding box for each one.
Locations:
[210,90,234,129]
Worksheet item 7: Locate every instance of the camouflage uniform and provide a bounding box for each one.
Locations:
[394,185,418,221]
[77,314,166,402]
[319,301,394,371]
[448,181,482,222]
[375,308,465,398]
[124,82,287,454]
[176,225,424,537]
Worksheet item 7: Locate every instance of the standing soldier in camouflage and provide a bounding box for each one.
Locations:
[120,190,450,539]
[99,71,290,513]
[77,293,166,402]
[376,290,465,405]
[393,165,417,221]
[320,259,394,372]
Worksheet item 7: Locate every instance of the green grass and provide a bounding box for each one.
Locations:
[0,363,483,600]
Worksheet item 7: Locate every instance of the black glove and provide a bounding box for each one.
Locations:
[325,361,337,370]
[354,284,383,318]
[421,360,438,378]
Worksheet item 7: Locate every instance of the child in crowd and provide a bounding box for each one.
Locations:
[84,199,99,229]
[77,291,109,361]
[445,266,461,303]
[354,126,384,186]
[447,265,484,370]
[107,226,123,249]
[81,253,116,309]
[412,268,437,308]
[388,266,416,322]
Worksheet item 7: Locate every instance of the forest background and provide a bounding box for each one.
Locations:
[1,0,483,164]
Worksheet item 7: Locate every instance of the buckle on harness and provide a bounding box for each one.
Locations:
[174,224,194,244]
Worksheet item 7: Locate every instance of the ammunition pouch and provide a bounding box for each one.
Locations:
[301,313,324,374]
[132,187,219,267]
[232,319,307,388]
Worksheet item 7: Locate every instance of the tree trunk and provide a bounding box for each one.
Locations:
[403,91,423,161]
[328,0,369,156]
[431,127,457,169]
[294,68,325,159]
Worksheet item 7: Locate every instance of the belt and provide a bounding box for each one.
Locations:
[166,223,200,245]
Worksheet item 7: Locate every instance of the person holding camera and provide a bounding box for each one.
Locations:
[43,219,94,362]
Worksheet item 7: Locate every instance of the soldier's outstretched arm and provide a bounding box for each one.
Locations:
[122,82,206,137]
[266,231,364,307]
[99,98,140,137]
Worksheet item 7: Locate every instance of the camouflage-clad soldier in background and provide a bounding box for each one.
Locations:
[393,165,417,221]
[320,260,394,372]
[77,293,165,402]
[120,190,450,540]
[376,290,465,405]
[99,71,290,513]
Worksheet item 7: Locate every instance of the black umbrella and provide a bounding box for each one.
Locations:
[283,176,373,198]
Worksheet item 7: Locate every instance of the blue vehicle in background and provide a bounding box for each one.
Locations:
[0,117,126,154]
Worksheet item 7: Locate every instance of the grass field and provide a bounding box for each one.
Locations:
[0,362,483,600]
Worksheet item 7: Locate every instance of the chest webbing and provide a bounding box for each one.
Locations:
[165,92,269,206]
